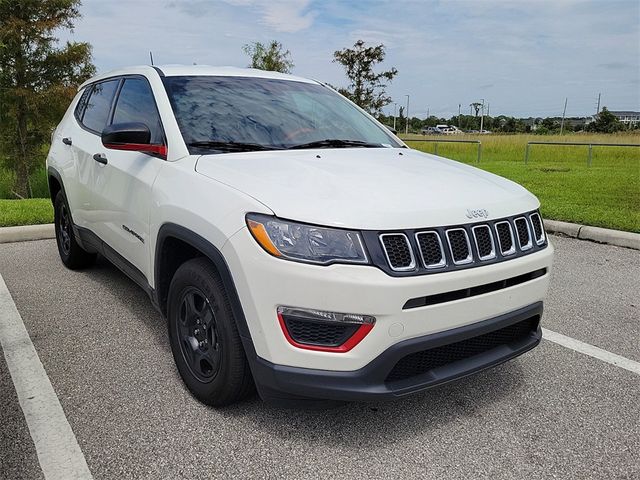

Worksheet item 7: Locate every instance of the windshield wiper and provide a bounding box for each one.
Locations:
[187,141,283,152]
[287,139,384,150]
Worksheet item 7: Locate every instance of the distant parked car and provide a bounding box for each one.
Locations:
[422,125,463,135]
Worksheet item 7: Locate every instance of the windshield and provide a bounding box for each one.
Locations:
[162,76,402,153]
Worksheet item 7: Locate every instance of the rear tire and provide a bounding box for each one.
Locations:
[54,191,96,269]
[167,258,253,406]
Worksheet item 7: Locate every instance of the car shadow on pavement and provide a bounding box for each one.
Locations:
[220,356,526,444]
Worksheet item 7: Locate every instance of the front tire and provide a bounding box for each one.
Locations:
[167,258,253,406]
[54,191,96,269]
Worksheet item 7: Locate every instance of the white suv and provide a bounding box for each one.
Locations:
[46,65,553,407]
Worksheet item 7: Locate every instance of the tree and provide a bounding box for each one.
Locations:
[587,107,624,133]
[0,0,95,197]
[333,39,398,115]
[470,102,482,117]
[242,40,293,73]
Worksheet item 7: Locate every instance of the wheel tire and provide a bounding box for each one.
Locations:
[54,191,96,269]
[167,258,253,406]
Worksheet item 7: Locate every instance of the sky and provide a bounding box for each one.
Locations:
[58,0,640,119]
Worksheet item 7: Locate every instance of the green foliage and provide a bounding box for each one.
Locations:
[333,40,398,115]
[242,40,293,73]
[587,107,625,133]
[0,198,53,226]
[0,0,95,197]
[403,132,640,232]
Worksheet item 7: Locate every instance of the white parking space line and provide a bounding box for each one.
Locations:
[0,274,93,480]
[543,328,640,375]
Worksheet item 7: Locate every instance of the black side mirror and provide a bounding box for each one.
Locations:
[101,122,166,157]
[102,122,150,145]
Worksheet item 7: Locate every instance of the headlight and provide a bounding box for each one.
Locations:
[246,213,368,265]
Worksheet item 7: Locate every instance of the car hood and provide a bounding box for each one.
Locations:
[194,148,539,230]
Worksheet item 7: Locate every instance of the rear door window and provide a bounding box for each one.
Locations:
[111,78,164,144]
[81,79,119,133]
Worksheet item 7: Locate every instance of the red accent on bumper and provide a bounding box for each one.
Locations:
[277,313,373,353]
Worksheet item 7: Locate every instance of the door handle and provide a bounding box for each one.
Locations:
[93,153,108,165]
[62,137,72,146]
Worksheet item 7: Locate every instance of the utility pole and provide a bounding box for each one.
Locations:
[458,103,462,128]
[560,97,568,135]
[405,95,410,135]
[149,51,154,65]
[596,93,601,114]
[393,103,397,131]
[479,98,485,133]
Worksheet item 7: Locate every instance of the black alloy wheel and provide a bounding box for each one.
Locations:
[53,191,96,269]
[176,287,222,382]
[167,258,253,406]
[57,202,72,256]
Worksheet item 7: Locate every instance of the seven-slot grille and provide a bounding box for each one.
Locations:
[376,211,546,275]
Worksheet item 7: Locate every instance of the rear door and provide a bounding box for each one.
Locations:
[88,76,166,282]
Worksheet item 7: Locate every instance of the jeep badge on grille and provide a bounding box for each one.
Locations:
[466,208,489,219]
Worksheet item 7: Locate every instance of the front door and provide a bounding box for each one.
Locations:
[88,76,166,283]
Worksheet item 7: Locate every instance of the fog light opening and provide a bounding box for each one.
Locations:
[277,306,375,353]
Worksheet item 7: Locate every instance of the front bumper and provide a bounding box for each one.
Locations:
[222,227,553,372]
[250,302,543,402]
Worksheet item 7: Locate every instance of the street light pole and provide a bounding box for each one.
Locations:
[405,95,410,135]
[393,103,397,131]
[480,98,485,133]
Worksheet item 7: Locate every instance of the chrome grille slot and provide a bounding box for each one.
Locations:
[415,231,446,269]
[529,213,545,245]
[514,217,533,250]
[370,210,546,276]
[380,233,415,271]
[472,225,496,260]
[446,228,473,265]
[495,221,516,256]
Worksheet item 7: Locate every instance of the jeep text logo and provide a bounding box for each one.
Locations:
[466,208,489,219]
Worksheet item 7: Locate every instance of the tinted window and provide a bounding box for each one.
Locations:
[163,76,401,153]
[112,78,163,144]
[74,87,92,120]
[82,79,119,133]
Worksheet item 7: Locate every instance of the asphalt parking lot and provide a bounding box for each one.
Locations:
[1,235,638,480]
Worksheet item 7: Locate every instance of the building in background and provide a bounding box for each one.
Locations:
[609,111,640,127]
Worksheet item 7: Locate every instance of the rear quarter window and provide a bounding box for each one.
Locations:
[81,79,119,133]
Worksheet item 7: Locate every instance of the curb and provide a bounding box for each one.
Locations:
[0,224,55,244]
[544,219,640,250]
[0,220,638,251]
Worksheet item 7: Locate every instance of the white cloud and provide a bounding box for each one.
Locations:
[223,0,316,32]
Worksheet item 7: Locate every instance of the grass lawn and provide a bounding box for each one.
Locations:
[0,133,638,232]
[403,133,640,233]
[0,199,53,227]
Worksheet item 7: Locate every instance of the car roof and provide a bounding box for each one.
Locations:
[79,65,319,89]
